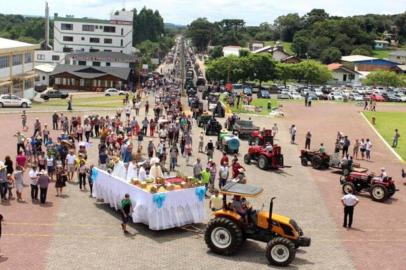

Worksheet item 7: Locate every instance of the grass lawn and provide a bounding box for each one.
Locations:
[372,49,392,59]
[222,95,279,115]
[33,95,125,108]
[363,111,406,160]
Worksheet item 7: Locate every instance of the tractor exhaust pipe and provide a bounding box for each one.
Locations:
[269,197,276,232]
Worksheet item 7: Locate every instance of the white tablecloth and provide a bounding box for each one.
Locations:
[93,169,206,230]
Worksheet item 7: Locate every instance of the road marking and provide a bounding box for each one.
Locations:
[360,112,404,162]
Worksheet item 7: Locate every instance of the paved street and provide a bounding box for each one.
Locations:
[1,96,405,270]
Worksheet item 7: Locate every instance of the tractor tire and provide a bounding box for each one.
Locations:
[204,217,244,256]
[266,237,296,267]
[370,185,388,202]
[301,157,308,166]
[342,182,355,194]
[258,155,269,170]
[311,155,323,170]
[244,154,251,165]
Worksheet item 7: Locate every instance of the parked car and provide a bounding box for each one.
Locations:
[396,93,406,102]
[243,85,253,96]
[104,88,126,96]
[277,91,291,99]
[350,93,364,101]
[289,92,303,100]
[329,92,343,101]
[0,94,32,108]
[40,89,69,100]
[257,89,271,99]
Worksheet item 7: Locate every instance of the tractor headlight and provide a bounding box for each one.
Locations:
[289,219,303,236]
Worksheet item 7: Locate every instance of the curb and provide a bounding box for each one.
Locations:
[360,112,404,162]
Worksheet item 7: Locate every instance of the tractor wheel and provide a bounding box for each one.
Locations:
[266,237,296,267]
[342,182,355,194]
[204,217,244,256]
[244,154,251,165]
[370,185,388,202]
[301,157,308,166]
[258,155,269,170]
[311,155,323,170]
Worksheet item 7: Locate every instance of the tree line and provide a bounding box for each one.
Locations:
[205,54,332,86]
[187,10,406,63]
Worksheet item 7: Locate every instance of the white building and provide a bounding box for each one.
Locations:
[34,64,55,86]
[34,50,66,65]
[0,38,38,98]
[223,46,241,57]
[53,10,133,54]
[327,63,361,85]
[65,51,137,68]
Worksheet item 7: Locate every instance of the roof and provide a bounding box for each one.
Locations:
[389,50,406,57]
[54,16,110,24]
[50,64,130,80]
[34,64,56,73]
[67,51,137,63]
[374,40,390,44]
[327,63,361,75]
[223,46,241,49]
[341,55,377,62]
[253,45,273,54]
[397,65,406,71]
[0,37,36,50]
[220,182,263,198]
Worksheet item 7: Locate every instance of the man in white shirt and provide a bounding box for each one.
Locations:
[65,151,76,181]
[272,123,278,137]
[29,166,39,201]
[218,162,229,189]
[341,190,359,229]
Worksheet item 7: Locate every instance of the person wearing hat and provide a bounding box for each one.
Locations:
[379,167,388,181]
[0,162,7,202]
[37,170,50,204]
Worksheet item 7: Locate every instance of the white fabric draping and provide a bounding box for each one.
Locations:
[93,169,206,230]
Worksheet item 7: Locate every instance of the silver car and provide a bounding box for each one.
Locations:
[0,94,32,108]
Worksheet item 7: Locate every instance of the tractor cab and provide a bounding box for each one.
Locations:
[205,182,311,267]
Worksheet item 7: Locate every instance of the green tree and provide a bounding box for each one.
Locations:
[274,13,302,42]
[239,49,250,57]
[296,60,332,85]
[320,47,342,64]
[244,54,276,85]
[209,46,224,59]
[187,18,215,52]
[303,9,329,27]
[132,7,164,45]
[351,46,372,56]
[276,63,296,86]
[363,71,406,87]
[206,56,244,82]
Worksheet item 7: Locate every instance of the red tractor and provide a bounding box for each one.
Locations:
[340,172,397,202]
[244,145,284,170]
[249,129,274,146]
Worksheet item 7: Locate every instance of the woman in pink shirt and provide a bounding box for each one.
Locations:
[16,151,27,168]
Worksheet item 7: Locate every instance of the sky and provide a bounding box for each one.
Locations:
[2,0,406,25]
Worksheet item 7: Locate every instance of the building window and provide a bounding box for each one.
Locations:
[90,37,100,43]
[89,48,99,52]
[61,23,73,30]
[82,25,95,32]
[63,36,74,42]
[63,47,73,52]
[104,49,112,52]
[52,55,60,61]
[12,54,22,66]
[0,56,9,68]
[121,28,124,35]
[103,26,116,33]
[120,39,123,47]
[36,54,45,60]
[78,61,86,66]
[81,37,85,41]
[92,62,101,67]
[24,52,32,63]
[42,76,46,80]
[104,38,112,44]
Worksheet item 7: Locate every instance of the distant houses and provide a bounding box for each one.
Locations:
[252,42,300,63]
[327,63,361,84]
[222,46,242,57]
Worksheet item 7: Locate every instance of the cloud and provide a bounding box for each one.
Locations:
[3,0,406,25]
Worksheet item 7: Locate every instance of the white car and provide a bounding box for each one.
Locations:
[396,93,406,102]
[104,88,126,96]
[0,94,32,108]
[329,92,343,100]
[351,94,364,101]
[289,92,303,100]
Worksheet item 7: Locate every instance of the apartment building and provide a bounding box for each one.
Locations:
[0,38,38,98]
[53,10,133,54]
